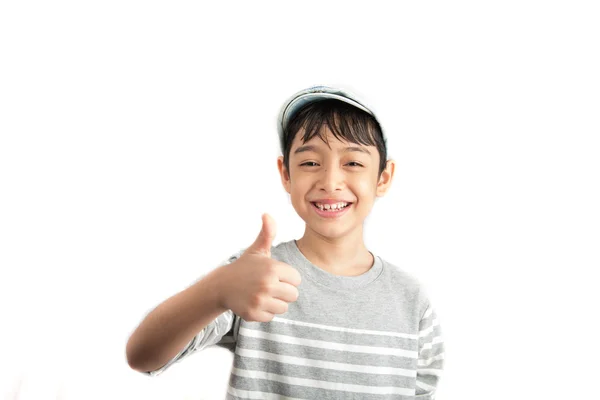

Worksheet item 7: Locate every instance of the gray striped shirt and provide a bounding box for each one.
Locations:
[145,240,445,399]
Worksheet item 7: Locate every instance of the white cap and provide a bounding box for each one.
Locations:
[276,85,385,152]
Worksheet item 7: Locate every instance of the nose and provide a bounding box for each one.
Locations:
[317,163,345,193]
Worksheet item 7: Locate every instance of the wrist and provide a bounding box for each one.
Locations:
[202,265,230,312]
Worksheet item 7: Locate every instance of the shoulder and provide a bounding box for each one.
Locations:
[378,256,432,317]
[271,240,292,261]
[379,257,422,289]
[219,240,290,266]
[218,248,246,266]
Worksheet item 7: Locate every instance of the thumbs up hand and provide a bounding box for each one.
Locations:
[216,213,302,322]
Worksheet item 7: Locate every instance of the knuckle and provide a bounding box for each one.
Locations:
[258,281,274,295]
[265,262,278,276]
[262,313,275,323]
[250,294,263,308]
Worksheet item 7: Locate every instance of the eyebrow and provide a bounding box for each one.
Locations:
[293,145,371,156]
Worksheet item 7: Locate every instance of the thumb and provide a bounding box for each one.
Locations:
[248,213,276,257]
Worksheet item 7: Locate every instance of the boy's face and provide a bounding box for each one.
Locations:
[277,126,395,240]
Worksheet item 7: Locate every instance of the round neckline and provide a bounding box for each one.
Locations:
[284,239,384,291]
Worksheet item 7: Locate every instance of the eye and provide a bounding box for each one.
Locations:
[299,161,364,167]
[347,162,363,167]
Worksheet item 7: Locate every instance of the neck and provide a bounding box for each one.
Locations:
[295,225,374,276]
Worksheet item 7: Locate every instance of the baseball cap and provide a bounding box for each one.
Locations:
[276,85,386,153]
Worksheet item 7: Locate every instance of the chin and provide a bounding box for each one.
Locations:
[306,215,355,236]
[319,230,349,240]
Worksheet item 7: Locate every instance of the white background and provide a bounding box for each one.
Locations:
[1,1,599,399]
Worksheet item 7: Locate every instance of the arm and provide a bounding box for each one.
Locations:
[126,214,295,375]
[125,263,234,374]
[416,303,445,399]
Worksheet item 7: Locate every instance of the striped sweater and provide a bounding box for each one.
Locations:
[145,240,445,399]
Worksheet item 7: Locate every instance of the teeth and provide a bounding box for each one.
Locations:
[314,202,348,211]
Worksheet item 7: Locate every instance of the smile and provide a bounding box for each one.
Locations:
[310,202,353,219]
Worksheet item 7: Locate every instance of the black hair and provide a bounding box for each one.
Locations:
[282,99,388,180]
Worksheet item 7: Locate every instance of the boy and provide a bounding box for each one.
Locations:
[126,85,445,399]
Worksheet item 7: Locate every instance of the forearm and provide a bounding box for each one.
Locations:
[126,267,229,372]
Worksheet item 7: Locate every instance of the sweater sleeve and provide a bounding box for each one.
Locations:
[143,309,238,377]
[143,249,245,377]
[415,302,445,399]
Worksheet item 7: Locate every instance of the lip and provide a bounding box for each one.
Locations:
[311,199,353,204]
[310,202,352,219]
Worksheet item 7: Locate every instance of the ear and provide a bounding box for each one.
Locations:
[376,159,396,197]
[277,156,291,194]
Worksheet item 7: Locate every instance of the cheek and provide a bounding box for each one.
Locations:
[352,177,375,194]
[352,181,378,208]
[289,184,308,207]
[290,176,309,193]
